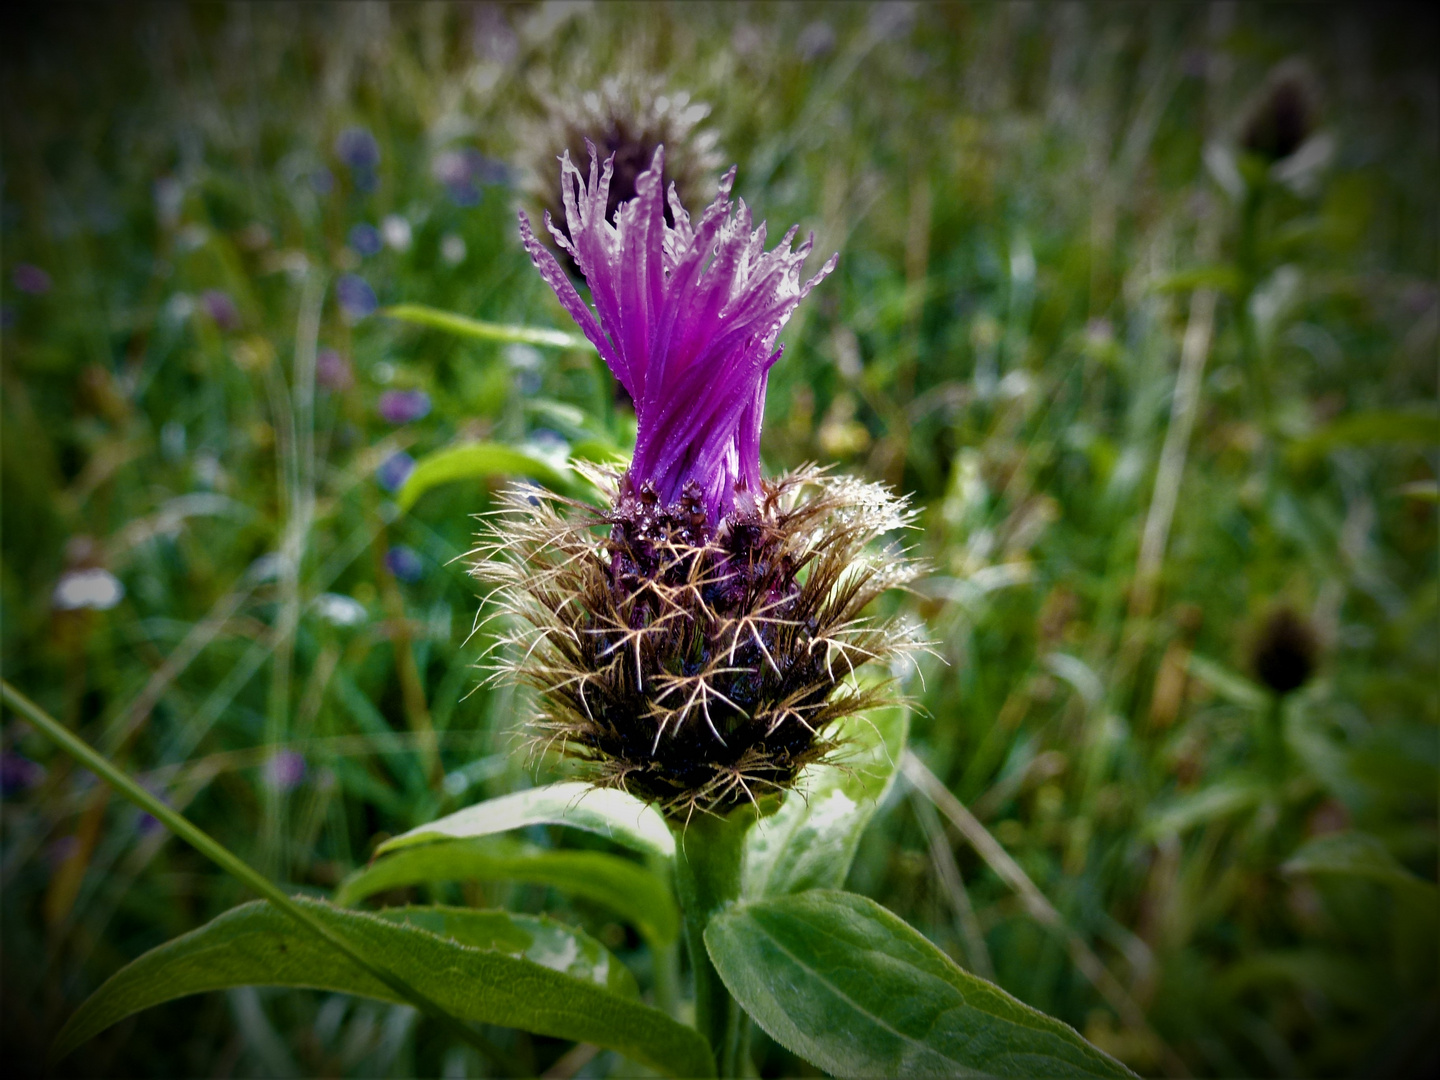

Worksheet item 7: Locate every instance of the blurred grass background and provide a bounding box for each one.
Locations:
[1,3,1436,1077]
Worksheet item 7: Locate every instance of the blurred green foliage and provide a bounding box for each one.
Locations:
[2,3,1435,1077]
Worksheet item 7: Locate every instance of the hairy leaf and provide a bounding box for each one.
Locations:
[706,890,1133,1078]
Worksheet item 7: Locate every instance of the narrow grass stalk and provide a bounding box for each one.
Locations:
[901,751,1190,1078]
[1130,216,1221,622]
[672,809,757,1078]
[0,680,501,1066]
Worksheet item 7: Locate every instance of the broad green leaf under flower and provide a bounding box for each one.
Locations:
[56,899,712,1078]
[378,781,675,860]
[745,696,909,897]
[705,890,1134,1079]
[336,836,679,944]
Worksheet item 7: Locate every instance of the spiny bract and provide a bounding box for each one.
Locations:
[475,466,921,818]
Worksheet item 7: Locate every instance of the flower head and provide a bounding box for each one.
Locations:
[483,152,918,818]
[520,144,836,523]
[1250,604,1319,696]
[519,75,723,262]
[1240,59,1321,164]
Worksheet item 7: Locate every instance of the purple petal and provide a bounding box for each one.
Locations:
[335,126,380,169]
[337,274,378,319]
[377,389,432,425]
[202,289,240,331]
[348,223,383,256]
[385,544,424,582]
[316,348,353,391]
[0,751,45,796]
[264,749,307,792]
[12,264,52,295]
[522,148,835,521]
[377,451,415,492]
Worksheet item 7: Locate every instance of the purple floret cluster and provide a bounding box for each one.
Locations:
[519,144,836,524]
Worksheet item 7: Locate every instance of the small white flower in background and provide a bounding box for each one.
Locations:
[440,233,466,265]
[193,451,222,489]
[52,569,125,612]
[381,214,412,252]
[176,224,208,252]
[153,176,185,230]
[247,553,283,583]
[503,343,542,372]
[314,592,367,627]
[164,293,195,323]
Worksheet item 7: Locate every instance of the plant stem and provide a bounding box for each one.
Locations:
[0,679,502,1067]
[1261,691,1288,787]
[672,808,756,1078]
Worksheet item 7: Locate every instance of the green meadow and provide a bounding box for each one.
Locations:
[2,4,1435,1077]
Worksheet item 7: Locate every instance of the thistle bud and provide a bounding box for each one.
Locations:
[1250,604,1319,696]
[483,149,919,818]
[519,76,722,261]
[1239,59,1321,164]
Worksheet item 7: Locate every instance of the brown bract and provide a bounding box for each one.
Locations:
[474,467,922,819]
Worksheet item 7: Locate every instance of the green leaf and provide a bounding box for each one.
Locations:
[570,438,630,464]
[1185,653,1269,711]
[1283,831,1438,897]
[705,891,1133,1079]
[56,899,712,1077]
[395,441,572,512]
[1222,950,1385,1014]
[380,782,675,861]
[1142,777,1269,838]
[382,303,595,351]
[745,700,908,897]
[1151,264,1243,296]
[1288,408,1440,463]
[336,837,679,944]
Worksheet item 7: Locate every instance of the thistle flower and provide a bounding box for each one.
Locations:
[479,148,920,818]
[519,75,722,270]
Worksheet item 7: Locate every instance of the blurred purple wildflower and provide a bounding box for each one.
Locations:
[137,780,171,836]
[377,451,415,492]
[13,264,52,295]
[337,274,378,319]
[519,144,836,522]
[0,751,45,797]
[796,21,837,61]
[315,348,353,391]
[349,223,383,257]
[264,749,307,792]
[433,148,508,207]
[335,126,381,169]
[47,834,79,870]
[385,544,424,582]
[202,289,241,331]
[378,388,432,425]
